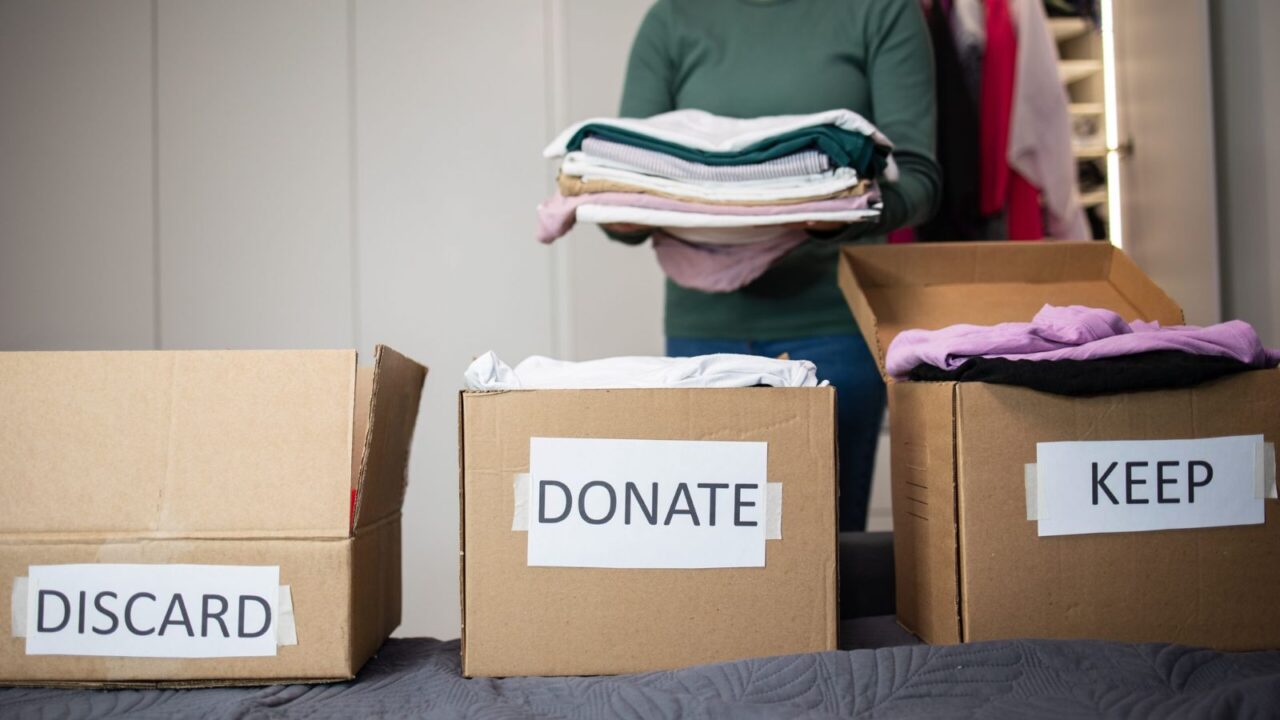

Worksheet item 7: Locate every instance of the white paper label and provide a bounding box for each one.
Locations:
[1036,435,1266,537]
[24,564,280,658]
[526,437,768,568]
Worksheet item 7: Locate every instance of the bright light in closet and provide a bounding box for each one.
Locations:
[1100,0,1123,248]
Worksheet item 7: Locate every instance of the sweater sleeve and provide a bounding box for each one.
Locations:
[603,1,677,247]
[812,0,941,243]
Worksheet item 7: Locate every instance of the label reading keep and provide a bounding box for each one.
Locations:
[526,437,768,568]
[24,563,280,658]
[1035,435,1266,537]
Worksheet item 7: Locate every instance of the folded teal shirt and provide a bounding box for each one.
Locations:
[565,123,890,178]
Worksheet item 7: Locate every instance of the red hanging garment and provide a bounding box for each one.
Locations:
[980,0,1045,239]
[1006,171,1044,239]
[979,0,1015,216]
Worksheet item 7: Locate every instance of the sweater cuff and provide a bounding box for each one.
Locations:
[602,227,653,246]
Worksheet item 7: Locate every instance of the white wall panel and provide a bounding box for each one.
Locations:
[156,0,353,349]
[0,0,155,350]
[353,0,556,638]
[1212,0,1280,345]
[1115,0,1221,326]
[559,0,665,360]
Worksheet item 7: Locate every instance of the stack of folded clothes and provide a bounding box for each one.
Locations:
[887,304,1280,396]
[537,109,895,293]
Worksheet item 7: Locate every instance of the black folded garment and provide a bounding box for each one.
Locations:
[906,350,1255,397]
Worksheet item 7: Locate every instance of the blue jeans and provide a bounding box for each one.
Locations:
[666,334,886,531]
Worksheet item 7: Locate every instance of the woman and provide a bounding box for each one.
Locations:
[606,0,941,531]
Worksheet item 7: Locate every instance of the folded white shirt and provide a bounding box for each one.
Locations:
[561,154,866,203]
[575,204,879,236]
[464,351,825,390]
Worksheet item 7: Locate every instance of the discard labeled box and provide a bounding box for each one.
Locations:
[0,346,426,686]
[459,388,838,676]
[839,241,1280,650]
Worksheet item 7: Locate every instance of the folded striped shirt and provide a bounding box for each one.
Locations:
[580,136,830,183]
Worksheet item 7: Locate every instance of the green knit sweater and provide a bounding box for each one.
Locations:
[614,0,940,339]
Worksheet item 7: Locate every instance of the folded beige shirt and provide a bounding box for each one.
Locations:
[558,175,871,207]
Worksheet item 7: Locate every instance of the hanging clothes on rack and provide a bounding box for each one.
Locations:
[921,0,1087,241]
[917,0,983,241]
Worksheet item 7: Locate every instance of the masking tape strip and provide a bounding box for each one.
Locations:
[766,482,783,540]
[1024,464,1040,521]
[1026,442,1276,522]
[10,577,297,646]
[277,585,297,646]
[11,577,27,638]
[1255,442,1277,500]
[513,473,531,531]
[512,474,783,538]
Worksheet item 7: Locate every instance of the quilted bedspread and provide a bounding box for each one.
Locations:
[4,619,1280,719]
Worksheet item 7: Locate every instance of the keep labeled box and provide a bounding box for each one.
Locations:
[839,241,1280,650]
[0,346,426,686]
[458,388,838,676]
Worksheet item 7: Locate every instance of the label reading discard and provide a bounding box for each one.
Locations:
[527,437,768,568]
[1036,435,1266,537]
[24,564,280,658]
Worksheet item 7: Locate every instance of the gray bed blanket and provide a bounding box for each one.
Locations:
[5,625,1280,719]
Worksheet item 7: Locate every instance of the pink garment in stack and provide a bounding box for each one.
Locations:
[651,229,808,294]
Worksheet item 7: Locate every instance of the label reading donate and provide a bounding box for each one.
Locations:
[25,564,279,658]
[1036,434,1266,537]
[527,437,768,568]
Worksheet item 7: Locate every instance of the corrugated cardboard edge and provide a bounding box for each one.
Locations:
[825,387,841,650]
[457,391,469,676]
[837,250,890,384]
[351,345,429,533]
[348,345,425,678]
[888,381,963,644]
[1106,250,1186,325]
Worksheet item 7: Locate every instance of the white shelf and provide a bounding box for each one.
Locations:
[1070,102,1105,116]
[1080,189,1108,207]
[1050,17,1091,42]
[1059,59,1103,85]
[1074,144,1108,159]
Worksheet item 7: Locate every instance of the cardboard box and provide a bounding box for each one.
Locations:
[458,388,838,676]
[0,345,426,686]
[839,241,1280,649]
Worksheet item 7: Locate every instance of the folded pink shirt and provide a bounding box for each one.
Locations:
[535,191,878,244]
[886,304,1280,380]
[651,229,807,293]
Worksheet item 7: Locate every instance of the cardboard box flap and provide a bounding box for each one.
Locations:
[837,242,1185,382]
[351,345,427,532]
[0,350,358,538]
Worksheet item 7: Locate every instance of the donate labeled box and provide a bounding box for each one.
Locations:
[839,241,1280,649]
[0,346,426,686]
[459,388,838,676]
